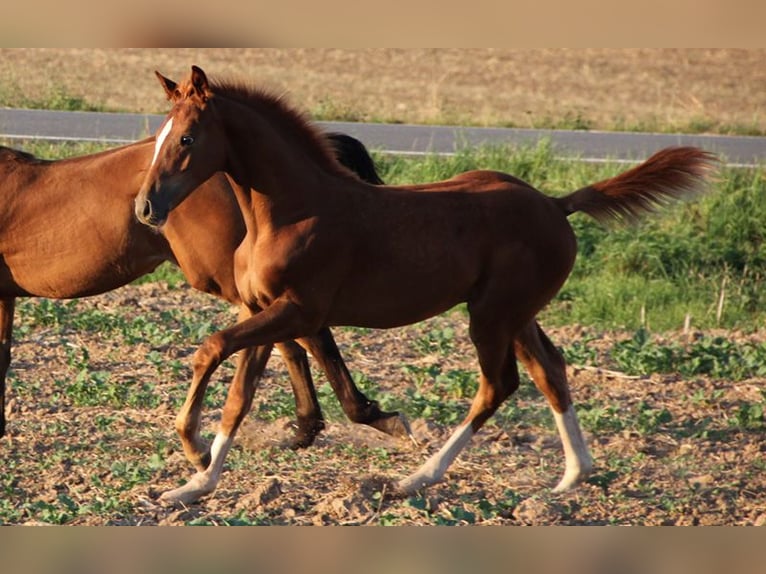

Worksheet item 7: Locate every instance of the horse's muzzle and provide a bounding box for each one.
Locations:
[134,197,166,228]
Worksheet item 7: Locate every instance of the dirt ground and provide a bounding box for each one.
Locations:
[2,283,764,525]
[0,49,764,525]
[1,49,765,133]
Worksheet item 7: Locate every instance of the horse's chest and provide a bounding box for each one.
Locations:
[233,239,291,309]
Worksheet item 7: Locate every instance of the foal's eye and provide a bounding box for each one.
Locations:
[180,135,195,146]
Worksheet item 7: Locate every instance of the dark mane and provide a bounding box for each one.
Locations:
[0,146,46,165]
[207,78,359,180]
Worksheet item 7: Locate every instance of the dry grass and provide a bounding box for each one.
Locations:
[1,48,765,133]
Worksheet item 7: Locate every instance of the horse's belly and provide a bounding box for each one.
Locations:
[328,273,469,329]
[2,252,164,299]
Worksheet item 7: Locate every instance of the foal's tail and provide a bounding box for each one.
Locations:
[555,146,718,224]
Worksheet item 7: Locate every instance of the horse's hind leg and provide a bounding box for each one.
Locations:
[397,315,520,494]
[0,298,14,437]
[298,329,411,440]
[514,320,592,491]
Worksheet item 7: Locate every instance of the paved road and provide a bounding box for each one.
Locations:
[1,108,764,166]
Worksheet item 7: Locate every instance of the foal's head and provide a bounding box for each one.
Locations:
[135,66,225,227]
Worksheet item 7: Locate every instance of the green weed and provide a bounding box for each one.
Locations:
[609,328,766,381]
[414,326,456,355]
[730,401,764,430]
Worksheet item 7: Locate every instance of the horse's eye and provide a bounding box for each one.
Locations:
[180,135,195,146]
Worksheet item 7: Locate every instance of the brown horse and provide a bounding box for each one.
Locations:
[135,66,717,505]
[0,132,405,460]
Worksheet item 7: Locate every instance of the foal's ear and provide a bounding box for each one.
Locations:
[190,65,211,101]
[155,71,180,101]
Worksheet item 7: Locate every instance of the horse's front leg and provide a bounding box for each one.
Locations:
[0,297,14,438]
[174,343,272,472]
[276,339,326,448]
[299,329,412,440]
[173,305,271,472]
[160,298,310,506]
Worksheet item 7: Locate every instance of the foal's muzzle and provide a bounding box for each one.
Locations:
[135,197,166,228]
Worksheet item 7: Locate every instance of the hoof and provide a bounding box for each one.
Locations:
[158,473,215,506]
[287,418,325,450]
[551,467,591,493]
[369,412,414,441]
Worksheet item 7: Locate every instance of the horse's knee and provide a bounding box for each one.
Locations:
[193,334,226,371]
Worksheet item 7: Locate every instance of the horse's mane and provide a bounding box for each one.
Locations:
[206,78,358,180]
[0,146,45,165]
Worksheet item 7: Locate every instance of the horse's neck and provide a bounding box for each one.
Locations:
[76,144,159,207]
[219,97,336,217]
[224,171,305,237]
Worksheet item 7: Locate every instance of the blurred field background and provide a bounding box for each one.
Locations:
[1,49,765,134]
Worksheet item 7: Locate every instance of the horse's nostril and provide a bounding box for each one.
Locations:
[136,200,152,222]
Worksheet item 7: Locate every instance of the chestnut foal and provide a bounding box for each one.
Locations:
[136,66,716,505]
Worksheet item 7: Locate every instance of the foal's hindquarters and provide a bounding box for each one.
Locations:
[393,198,592,495]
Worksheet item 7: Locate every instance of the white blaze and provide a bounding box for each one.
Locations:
[151,118,174,166]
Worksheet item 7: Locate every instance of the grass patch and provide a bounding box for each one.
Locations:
[0,83,105,112]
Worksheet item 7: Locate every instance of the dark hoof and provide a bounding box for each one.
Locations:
[368,412,413,441]
[287,418,325,449]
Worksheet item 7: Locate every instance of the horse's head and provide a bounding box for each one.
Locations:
[135,65,226,228]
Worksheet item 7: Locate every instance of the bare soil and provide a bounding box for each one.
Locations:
[2,284,764,525]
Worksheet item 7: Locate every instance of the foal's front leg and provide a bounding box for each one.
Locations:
[160,299,311,505]
[173,342,272,473]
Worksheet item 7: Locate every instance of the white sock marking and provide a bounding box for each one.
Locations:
[151,117,174,166]
[398,423,474,493]
[552,406,592,491]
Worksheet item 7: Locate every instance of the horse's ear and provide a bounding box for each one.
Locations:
[190,65,211,101]
[155,71,179,101]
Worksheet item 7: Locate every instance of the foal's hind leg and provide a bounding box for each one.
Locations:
[514,320,592,491]
[299,329,412,440]
[0,298,14,438]
[397,316,520,494]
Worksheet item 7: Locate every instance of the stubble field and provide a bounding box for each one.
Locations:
[0,49,764,525]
